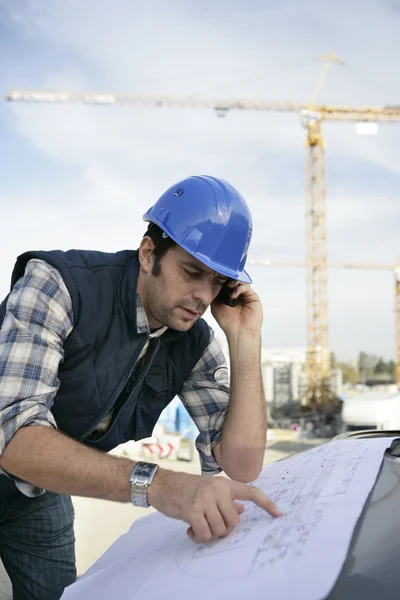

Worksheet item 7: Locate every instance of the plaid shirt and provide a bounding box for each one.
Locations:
[0,259,230,495]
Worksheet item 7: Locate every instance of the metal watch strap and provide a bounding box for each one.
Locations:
[129,462,159,508]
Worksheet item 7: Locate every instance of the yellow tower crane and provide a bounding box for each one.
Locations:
[6,55,400,403]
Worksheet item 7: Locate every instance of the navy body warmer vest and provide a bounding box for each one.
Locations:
[0,250,211,453]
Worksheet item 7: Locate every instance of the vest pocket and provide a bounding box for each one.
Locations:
[131,369,174,441]
[144,369,170,395]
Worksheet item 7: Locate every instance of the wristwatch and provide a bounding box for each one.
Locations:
[129,461,159,508]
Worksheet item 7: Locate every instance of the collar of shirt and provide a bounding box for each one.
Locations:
[136,293,167,339]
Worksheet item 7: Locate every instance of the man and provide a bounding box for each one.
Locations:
[0,175,281,600]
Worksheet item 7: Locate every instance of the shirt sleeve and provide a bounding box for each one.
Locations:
[0,259,74,457]
[178,328,230,475]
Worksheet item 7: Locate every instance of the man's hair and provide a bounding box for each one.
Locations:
[143,222,177,276]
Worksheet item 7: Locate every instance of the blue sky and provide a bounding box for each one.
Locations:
[0,0,399,360]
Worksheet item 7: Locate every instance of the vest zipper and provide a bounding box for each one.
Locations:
[79,336,150,439]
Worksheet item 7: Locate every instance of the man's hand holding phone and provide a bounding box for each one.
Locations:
[211,280,263,337]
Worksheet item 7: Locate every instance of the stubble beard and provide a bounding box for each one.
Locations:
[148,295,203,331]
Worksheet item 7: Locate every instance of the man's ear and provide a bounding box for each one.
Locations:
[138,236,155,274]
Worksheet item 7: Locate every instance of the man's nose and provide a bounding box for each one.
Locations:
[193,280,214,307]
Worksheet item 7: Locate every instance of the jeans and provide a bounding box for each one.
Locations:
[0,480,76,600]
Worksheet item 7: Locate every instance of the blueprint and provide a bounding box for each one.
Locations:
[62,437,396,600]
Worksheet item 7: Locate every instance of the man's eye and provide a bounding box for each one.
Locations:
[184,269,198,277]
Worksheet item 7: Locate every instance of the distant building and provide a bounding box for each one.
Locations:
[259,347,343,408]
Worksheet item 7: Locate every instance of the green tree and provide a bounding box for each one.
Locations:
[388,361,396,378]
[374,359,386,374]
[338,362,359,385]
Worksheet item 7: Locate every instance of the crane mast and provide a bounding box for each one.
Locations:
[304,116,330,404]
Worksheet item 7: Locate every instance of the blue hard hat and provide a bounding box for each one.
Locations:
[143,175,253,283]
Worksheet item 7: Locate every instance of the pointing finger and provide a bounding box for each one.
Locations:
[232,483,283,518]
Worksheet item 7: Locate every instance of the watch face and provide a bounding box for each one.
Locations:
[135,462,154,479]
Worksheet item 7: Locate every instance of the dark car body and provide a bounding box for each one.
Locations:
[325,430,400,600]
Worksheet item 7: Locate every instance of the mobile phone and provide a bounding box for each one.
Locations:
[217,281,240,307]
